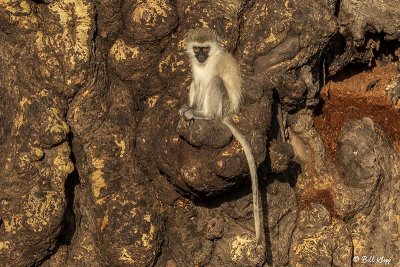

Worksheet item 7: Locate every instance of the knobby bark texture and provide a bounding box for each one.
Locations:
[0,0,399,266]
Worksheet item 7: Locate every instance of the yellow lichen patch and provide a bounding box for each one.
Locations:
[82,89,90,97]
[114,139,126,158]
[19,0,30,12]
[50,123,68,137]
[159,54,186,74]
[25,188,63,233]
[159,54,171,74]
[132,0,171,26]
[165,99,177,107]
[14,113,24,130]
[0,241,10,250]
[198,18,208,28]
[49,107,66,122]
[178,39,185,50]
[292,236,321,255]
[130,207,138,217]
[232,115,240,123]
[119,248,136,264]
[33,0,92,88]
[230,235,253,262]
[110,39,140,62]
[95,197,107,206]
[174,198,193,210]
[263,30,278,45]
[34,31,45,50]
[90,158,107,202]
[0,0,38,30]
[141,223,155,248]
[82,242,94,253]
[30,146,44,161]
[220,38,230,48]
[147,95,160,107]
[48,107,69,134]
[350,213,368,255]
[221,141,243,156]
[0,0,31,14]
[54,150,74,175]
[181,164,200,182]
[253,7,268,26]
[243,45,251,57]
[215,0,242,15]
[144,214,151,222]
[40,89,49,97]
[91,171,106,199]
[92,157,104,169]
[48,0,92,62]
[174,60,185,70]
[3,215,23,234]
[19,97,31,108]
[45,142,74,192]
[19,153,30,164]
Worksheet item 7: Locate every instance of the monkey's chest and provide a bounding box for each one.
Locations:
[192,65,219,113]
[193,69,213,88]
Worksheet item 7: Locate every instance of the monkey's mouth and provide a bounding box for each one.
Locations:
[195,54,208,63]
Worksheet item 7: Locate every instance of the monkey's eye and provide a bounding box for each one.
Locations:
[193,47,200,52]
[203,47,210,53]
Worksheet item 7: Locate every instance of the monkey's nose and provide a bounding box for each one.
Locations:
[197,56,207,63]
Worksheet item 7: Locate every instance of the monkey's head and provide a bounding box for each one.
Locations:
[185,28,220,64]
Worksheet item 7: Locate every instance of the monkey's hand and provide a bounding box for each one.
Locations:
[179,105,194,121]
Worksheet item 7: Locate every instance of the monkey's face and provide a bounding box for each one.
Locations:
[193,46,210,63]
[186,41,219,64]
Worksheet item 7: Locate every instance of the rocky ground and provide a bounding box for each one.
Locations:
[0,0,399,266]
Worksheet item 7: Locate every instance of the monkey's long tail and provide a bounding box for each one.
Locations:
[223,118,263,245]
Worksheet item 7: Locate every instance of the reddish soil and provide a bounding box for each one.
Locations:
[298,188,338,218]
[315,61,400,154]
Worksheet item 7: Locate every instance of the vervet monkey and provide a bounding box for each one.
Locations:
[179,28,264,246]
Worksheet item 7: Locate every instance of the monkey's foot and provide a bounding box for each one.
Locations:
[178,104,190,116]
[183,110,194,121]
[179,105,193,121]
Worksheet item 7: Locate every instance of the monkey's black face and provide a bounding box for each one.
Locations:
[193,46,210,63]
